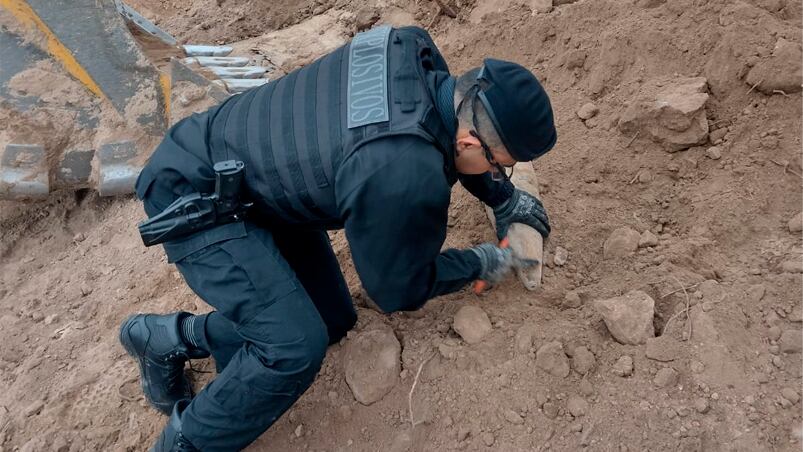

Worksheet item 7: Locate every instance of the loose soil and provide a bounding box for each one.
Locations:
[1,0,801,451]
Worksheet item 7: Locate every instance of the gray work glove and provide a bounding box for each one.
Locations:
[470,243,515,285]
[493,188,550,241]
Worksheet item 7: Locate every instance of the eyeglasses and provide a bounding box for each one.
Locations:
[467,93,513,182]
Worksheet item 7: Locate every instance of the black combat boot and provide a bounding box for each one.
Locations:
[119,312,208,415]
[151,399,199,452]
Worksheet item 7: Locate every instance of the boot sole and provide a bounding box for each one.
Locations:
[119,314,176,416]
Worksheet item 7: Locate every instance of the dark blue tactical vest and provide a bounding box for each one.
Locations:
[205,26,454,226]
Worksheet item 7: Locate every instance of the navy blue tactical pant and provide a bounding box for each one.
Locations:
[168,222,356,450]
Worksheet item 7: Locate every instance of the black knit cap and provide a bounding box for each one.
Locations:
[475,58,557,162]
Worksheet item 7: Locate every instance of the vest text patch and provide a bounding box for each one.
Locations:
[347,25,391,129]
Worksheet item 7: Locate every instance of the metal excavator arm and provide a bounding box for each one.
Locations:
[0,0,270,200]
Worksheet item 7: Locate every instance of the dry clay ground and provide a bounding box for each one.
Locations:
[1,0,803,450]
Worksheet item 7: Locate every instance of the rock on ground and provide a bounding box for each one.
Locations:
[535,341,571,378]
[563,290,583,309]
[705,146,722,160]
[789,212,803,233]
[745,39,802,94]
[618,77,710,151]
[604,227,641,259]
[453,305,492,344]
[554,246,569,266]
[577,102,599,120]
[530,0,553,14]
[638,230,659,248]
[654,367,679,388]
[344,328,401,405]
[612,355,633,377]
[781,387,800,404]
[592,290,655,345]
[572,346,596,374]
[567,395,589,417]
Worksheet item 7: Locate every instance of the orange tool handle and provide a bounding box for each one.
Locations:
[472,237,510,295]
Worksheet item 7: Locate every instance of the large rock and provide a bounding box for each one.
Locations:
[344,328,401,405]
[535,341,570,378]
[453,305,492,344]
[592,291,655,345]
[603,227,640,259]
[618,77,710,151]
[745,39,802,94]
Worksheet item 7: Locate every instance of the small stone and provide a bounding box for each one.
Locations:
[563,291,582,309]
[344,328,401,405]
[772,355,784,368]
[73,232,86,242]
[603,227,641,259]
[769,345,780,355]
[567,396,589,417]
[535,341,571,378]
[709,128,728,143]
[294,424,304,438]
[30,311,44,323]
[577,102,599,120]
[24,399,44,417]
[645,336,679,362]
[554,246,569,266]
[788,212,803,233]
[705,146,722,160]
[781,388,800,404]
[653,367,679,388]
[542,402,559,419]
[768,326,782,341]
[530,0,554,14]
[612,355,634,377]
[638,230,659,248]
[570,422,584,432]
[453,305,492,344]
[572,346,596,375]
[443,415,453,427]
[693,398,710,414]
[43,314,59,326]
[80,284,93,297]
[790,306,803,323]
[592,291,655,345]
[353,6,380,31]
[757,373,769,384]
[579,378,594,396]
[481,432,495,447]
[779,330,802,353]
[502,408,524,425]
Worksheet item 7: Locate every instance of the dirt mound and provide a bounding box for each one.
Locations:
[1,0,802,451]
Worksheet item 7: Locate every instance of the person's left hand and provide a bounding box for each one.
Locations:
[493,189,550,240]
